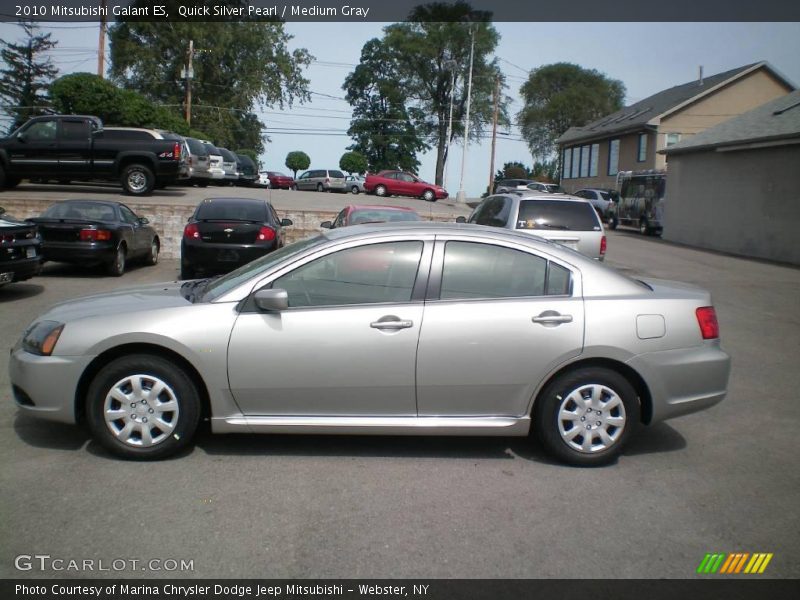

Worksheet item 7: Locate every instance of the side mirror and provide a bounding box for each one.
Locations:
[254,288,289,312]
[280,218,293,227]
[16,132,27,143]
[320,221,332,229]
[455,216,467,223]
[138,217,149,225]
[187,216,193,222]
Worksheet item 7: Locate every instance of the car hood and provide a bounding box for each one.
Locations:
[40,281,190,323]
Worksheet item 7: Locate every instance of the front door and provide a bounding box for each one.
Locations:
[6,119,60,177]
[227,239,430,416]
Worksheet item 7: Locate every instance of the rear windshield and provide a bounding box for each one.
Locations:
[237,155,255,167]
[41,202,117,222]
[185,138,207,155]
[598,191,611,200]
[203,143,220,155]
[516,200,600,231]
[218,148,236,161]
[195,201,266,222]
[350,209,420,224]
[268,171,288,177]
[329,170,345,178]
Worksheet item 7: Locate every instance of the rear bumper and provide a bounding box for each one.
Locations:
[626,341,731,424]
[40,241,116,264]
[182,241,278,274]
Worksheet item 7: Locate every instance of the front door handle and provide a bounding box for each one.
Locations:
[370,317,413,330]
[532,311,573,326]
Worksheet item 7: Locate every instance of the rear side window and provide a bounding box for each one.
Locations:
[195,201,266,222]
[61,120,91,140]
[516,200,600,231]
[471,197,511,227]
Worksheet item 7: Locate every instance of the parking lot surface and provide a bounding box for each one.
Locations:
[1,231,798,579]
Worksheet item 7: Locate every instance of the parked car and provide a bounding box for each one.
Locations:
[294,169,347,192]
[180,197,293,279]
[320,205,421,229]
[364,170,448,202]
[30,199,159,276]
[217,148,239,185]
[200,141,226,182]
[0,115,183,195]
[493,178,534,194]
[235,154,258,187]
[263,171,294,190]
[183,137,212,187]
[0,206,41,286]
[461,193,606,260]
[574,188,618,219]
[542,183,564,194]
[9,222,731,465]
[345,175,366,194]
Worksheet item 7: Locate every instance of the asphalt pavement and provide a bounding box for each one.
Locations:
[0,231,798,579]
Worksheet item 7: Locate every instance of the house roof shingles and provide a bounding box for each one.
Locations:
[557,62,790,146]
[661,89,800,155]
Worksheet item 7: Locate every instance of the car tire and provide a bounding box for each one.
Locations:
[639,219,650,236]
[291,183,298,191]
[121,163,155,196]
[533,367,639,467]
[145,238,159,266]
[422,189,436,202]
[351,185,360,195]
[375,184,387,197]
[197,180,209,188]
[316,183,324,192]
[86,354,201,460]
[107,244,126,277]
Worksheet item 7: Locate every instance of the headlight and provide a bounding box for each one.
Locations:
[22,320,64,356]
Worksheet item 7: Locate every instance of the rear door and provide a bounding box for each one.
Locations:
[416,236,584,417]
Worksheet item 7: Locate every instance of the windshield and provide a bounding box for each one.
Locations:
[516,200,600,231]
[202,235,327,302]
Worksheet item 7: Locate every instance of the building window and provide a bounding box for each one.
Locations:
[638,133,648,162]
[665,133,681,147]
[579,145,590,178]
[608,139,620,175]
[563,148,572,179]
[571,147,580,178]
[589,143,599,177]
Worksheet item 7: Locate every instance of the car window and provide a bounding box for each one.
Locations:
[473,197,511,227]
[516,200,601,231]
[332,209,346,228]
[24,120,57,141]
[399,173,415,183]
[383,172,398,180]
[272,241,423,308]
[119,205,139,225]
[329,170,344,178]
[61,120,91,141]
[440,242,548,300]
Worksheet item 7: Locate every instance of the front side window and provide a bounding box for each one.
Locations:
[439,242,570,300]
[24,120,57,141]
[272,241,424,308]
[119,205,139,225]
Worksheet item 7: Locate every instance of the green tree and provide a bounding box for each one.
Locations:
[339,150,368,175]
[108,2,312,154]
[344,39,428,173]
[382,1,508,185]
[518,62,626,160]
[285,151,310,178]
[0,22,58,132]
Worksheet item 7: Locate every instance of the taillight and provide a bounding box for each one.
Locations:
[79,229,111,241]
[696,307,720,339]
[600,235,607,256]
[256,226,275,242]
[184,223,200,239]
[1,233,14,243]
[173,141,182,160]
[325,177,330,183]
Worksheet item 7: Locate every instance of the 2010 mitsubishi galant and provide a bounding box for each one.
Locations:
[9,223,731,465]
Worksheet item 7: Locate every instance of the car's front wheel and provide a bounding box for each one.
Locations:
[534,367,639,466]
[145,238,159,266]
[86,354,201,460]
[422,189,436,202]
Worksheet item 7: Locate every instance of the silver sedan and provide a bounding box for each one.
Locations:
[9,223,730,465]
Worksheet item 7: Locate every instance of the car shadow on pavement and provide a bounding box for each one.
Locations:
[13,414,89,452]
[37,262,148,278]
[18,183,188,197]
[0,283,44,302]
[622,422,686,456]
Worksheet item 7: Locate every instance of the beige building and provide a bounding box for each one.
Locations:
[660,90,800,265]
[556,62,795,192]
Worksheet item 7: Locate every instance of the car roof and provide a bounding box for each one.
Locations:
[200,197,268,206]
[347,205,416,212]
[55,199,122,208]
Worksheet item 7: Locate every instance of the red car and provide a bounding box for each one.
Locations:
[264,171,295,190]
[364,170,448,202]
[320,205,422,229]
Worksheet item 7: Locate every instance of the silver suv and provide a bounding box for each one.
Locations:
[294,169,347,192]
[463,193,607,260]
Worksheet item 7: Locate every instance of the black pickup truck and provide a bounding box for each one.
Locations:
[0,115,183,196]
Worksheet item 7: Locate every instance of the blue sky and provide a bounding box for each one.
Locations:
[2,21,799,197]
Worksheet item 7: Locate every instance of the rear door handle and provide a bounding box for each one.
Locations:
[532,311,573,326]
[370,318,413,330]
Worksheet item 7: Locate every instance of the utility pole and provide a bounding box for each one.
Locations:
[183,40,194,126]
[488,75,500,196]
[97,0,107,78]
[455,28,475,204]
[443,60,457,191]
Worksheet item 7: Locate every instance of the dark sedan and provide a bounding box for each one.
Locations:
[30,200,160,276]
[0,206,41,286]
[180,197,292,279]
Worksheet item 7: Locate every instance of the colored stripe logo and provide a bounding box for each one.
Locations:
[697,553,773,574]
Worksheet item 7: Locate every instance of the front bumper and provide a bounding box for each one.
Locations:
[0,256,42,283]
[9,348,95,424]
[627,341,731,424]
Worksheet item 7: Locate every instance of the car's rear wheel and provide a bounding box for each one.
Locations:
[534,367,639,466]
[316,183,324,192]
[145,238,159,266]
[375,184,387,197]
[86,354,201,460]
[107,244,126,277]
[121,163,155,196]
[422,189,436,202]
[351,185,360,194]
